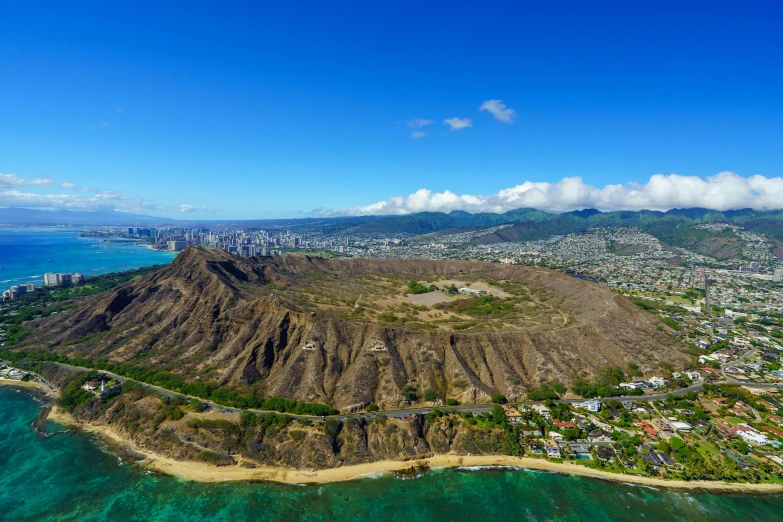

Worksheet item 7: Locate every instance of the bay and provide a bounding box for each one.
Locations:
[0,227,177,293]
[1,386,781,521]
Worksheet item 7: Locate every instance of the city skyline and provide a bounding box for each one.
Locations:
[2,2,782,219]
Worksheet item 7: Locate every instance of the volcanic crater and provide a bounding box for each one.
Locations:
[22,247,687,409]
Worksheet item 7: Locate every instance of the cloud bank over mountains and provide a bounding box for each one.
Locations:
[0,172,217,215]
[6,170,782,218]
[316,172,783,216]
[0,187,171,214]
[179,204,218,213]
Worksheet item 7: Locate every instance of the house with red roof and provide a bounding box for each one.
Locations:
[552,419,577,430]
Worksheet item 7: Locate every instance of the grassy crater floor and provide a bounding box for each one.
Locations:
[268,273,569,333]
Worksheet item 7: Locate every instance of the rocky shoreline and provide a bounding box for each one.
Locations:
[43,402,783,493]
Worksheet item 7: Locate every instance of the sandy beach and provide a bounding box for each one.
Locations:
[45,406,783,493]
[0,378,57,397]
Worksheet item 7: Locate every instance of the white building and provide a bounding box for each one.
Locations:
[670,421,692,433]
[168,240,187,251]
[648,377,667,388]
[531,404,551,419]
[44,272,82,286]
[737,429,769,445]
[574,399,601,412]
[544,441,561,458]
[459,287,487,296]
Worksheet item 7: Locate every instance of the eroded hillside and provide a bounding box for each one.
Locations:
[20,247,687,409]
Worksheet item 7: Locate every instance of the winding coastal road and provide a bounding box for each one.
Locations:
[7,359,782,424]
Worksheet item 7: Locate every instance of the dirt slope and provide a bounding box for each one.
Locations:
[21,247,686,408]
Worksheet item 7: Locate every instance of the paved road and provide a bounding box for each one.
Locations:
[46,362,330,421]
[720,347,758,379]
[378,383,708,419]
[15,360,783,423]
[717,346,783,391]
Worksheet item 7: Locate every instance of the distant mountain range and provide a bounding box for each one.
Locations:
[0,208,178,226]
[311,207,783,261]
[335,207,783,238]
[350,207,783,261]
[2,207,783,249]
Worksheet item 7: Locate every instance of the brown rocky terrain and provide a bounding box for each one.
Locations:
[20,247,687,409]
[38,361,515,471]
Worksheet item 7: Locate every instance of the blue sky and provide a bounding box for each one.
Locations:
[1,1,782,218]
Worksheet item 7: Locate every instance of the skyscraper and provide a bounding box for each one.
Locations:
[704,272,711,317]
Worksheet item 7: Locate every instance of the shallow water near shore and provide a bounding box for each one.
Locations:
[1,387,782,521]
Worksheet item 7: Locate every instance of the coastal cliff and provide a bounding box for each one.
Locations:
[43,362,519,470]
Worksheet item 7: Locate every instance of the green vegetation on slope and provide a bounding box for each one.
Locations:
[407,280,436,295]
[0,349,338,416]
[0,266,164,328]
[328,207,783,240]
[439,295,518,317]
[644,222,744,259]
[570,366,644,398]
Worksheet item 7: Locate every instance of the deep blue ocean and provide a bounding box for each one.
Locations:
[0,227,176,293]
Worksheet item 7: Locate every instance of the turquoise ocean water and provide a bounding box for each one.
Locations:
[2,228,783,520]
[1,386,782,522]
[0,227,177,293]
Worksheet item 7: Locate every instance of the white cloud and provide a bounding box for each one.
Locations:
[0,171,211,215]
[0,173,53,187]
[179,204,217,213]
[443,117,472,130]
[314,172,783,216]
[411,131,427,139]
[407,118,434,128]
[479,99,516,123]
[0,188,171,213]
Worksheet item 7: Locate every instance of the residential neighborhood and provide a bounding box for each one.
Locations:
[484,381,783,479]
[0,361,31,382]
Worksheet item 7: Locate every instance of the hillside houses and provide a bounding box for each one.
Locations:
[0,363,29,381]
